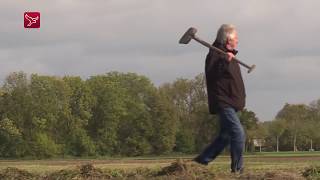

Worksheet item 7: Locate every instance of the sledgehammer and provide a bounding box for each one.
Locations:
[179,27,256,73]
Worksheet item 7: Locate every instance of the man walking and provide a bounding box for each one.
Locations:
[194,24,246,173]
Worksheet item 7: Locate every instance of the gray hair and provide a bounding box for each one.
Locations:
[215,24,237,45]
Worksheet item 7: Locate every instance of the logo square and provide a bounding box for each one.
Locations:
[24,12,40,28]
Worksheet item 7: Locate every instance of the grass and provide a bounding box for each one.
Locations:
[1,152,320,179]
[247,151,320,157]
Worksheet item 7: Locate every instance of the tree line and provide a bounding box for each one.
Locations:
[257,102,320,152]
[0,71,319,158]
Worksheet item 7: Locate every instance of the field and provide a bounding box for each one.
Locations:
[1,152,320,179]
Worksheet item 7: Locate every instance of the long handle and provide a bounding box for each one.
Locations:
[192,35,255,73]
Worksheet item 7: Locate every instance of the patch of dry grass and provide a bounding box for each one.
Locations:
[1,155,320,179]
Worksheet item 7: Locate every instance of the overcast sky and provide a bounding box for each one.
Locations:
[1,0,320,121]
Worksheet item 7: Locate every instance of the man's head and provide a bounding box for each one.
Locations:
[216,24,238,50]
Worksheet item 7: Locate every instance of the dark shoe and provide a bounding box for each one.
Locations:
[193,156,208,166]
[231,167,244,174]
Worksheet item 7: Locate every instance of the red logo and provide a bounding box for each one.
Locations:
[24,12,40,28]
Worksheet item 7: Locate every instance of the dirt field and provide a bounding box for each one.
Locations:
[0,153,320,179]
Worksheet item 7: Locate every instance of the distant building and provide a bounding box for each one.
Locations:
[253,138,265,152]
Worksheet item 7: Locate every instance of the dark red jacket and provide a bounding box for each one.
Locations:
[205,41,246,114]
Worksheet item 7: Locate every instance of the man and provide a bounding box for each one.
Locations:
[193,24,246,173]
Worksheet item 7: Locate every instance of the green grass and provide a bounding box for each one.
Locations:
[246,151,320,156]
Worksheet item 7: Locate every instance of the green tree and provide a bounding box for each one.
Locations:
[86,74,127,156]
[276,103,310,151]
[29,74,72,157]
[106,72,156,156]
[0,72,32,157]
[149,88,178,154]
[268,118,286,152]
[63,76,96,156]
[160,78,195,153]
[0,118,24,157]
[159,74,219,153]
[238,109,259,152]
[309,99,320,150]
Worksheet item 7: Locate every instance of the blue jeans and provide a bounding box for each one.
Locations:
[197,107,245,171]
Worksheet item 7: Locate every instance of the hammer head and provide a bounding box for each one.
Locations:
[247,65,256,73]
[179,27,197,44]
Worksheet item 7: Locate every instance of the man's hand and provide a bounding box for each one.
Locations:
[226,52,235,62]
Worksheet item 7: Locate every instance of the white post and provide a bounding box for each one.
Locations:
[276,136,279,152]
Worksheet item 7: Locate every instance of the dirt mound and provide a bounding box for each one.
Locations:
[44,169,78,180]
[0,167,37,180]
[302,165,320,179]
[78,163,108,178]
[44,163,112,180]
[156,159,215,179]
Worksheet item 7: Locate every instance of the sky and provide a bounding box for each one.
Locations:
[1,0,320,121]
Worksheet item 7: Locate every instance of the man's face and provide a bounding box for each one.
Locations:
[227,31,238,50]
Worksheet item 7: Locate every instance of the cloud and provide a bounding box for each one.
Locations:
[1,0,320,121]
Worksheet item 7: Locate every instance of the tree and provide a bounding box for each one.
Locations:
[63,76,96,156]
[149,88,178,154]
[276,103,310,151]
[106,72,157,156]
[29,74,72,157]
[159,78,195,153]
[159,73,220,153]
[268,118,286,152]
[86,74,127,155]
[0,118,23,157]
[238,109,259,152]
[190,74,219,152]
[0,72,32,157]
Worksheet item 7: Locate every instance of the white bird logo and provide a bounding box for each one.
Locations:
[25,14,39,27]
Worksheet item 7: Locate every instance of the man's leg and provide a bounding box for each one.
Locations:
[221,108,245,172]
[194,111,230,164]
